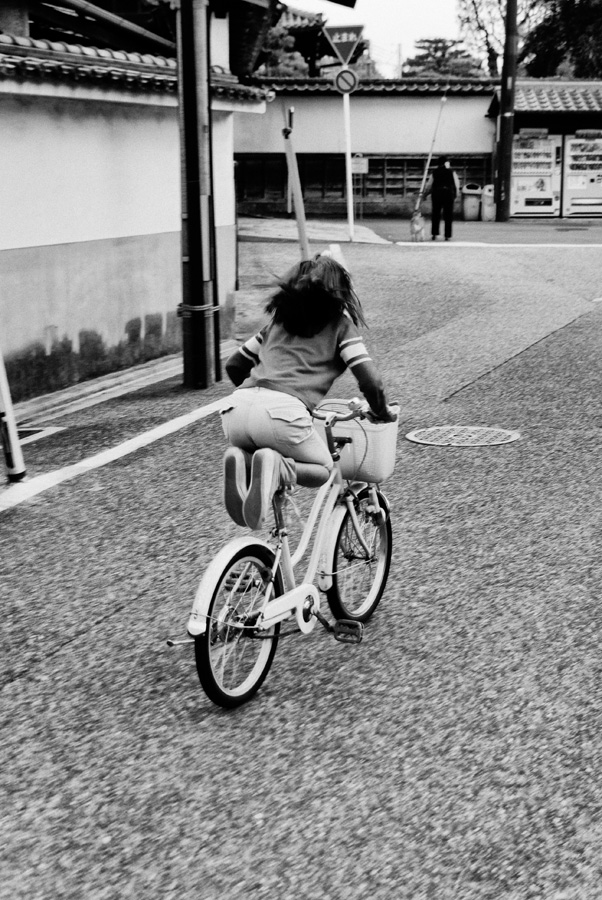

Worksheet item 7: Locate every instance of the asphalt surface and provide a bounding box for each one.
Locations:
[3,220,602,899]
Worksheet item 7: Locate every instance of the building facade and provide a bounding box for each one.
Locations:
[489,81,602,218]
[0,12,268,401]
[234,75,602,221]
[233,77,498,217]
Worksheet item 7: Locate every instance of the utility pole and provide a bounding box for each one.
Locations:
[175,0,218,388]
[495,0,518,221]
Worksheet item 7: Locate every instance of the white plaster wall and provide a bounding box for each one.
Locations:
[0,235,180,356]
[212,111,237,315]
[0,93,180,251]
[211,15,230,71]
[234,94,496,155]
[212,112,235,228]
[0,82,249,365]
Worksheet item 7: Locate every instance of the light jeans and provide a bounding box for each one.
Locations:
[219,387,333,475]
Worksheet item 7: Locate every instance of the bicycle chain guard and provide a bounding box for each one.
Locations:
[333,619,364,645]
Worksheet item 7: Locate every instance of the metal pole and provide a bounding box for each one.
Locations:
[175,1,192,382]
[193,0,215,383]
[204,5,221,383]
[495,0,518,221]
[343,91,354,241]
[282,108,310,259]
[0,349,25,482]
[177,0,215,389]
[418,94,447,199]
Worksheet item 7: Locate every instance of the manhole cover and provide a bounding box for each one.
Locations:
[405,425,520,447]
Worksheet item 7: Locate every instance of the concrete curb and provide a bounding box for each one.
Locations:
[14,341,238,424]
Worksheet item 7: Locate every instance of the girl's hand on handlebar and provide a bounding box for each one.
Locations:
[367,404,398,423]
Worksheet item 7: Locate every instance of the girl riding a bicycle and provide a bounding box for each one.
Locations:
[220,252,396,531]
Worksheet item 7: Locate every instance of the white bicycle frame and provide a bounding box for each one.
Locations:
[186,462,383,639]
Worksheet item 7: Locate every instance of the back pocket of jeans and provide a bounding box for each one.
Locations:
[267,406,313,443]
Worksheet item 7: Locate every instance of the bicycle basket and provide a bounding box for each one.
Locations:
[313,399,399,483]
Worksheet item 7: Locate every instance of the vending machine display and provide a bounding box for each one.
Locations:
[562,132,602,216]
[510,133,562,216]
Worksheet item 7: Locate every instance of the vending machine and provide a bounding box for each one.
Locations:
[510,131,562,217]
[562,131,602,217]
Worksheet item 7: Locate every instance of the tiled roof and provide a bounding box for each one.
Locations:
[0,34,270,102]
[515,81,602,113]
[279,6,324,29]
[246,75,499,96]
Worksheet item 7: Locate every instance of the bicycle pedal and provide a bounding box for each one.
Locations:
[333,619,364,645]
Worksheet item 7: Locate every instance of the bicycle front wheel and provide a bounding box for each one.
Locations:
[326,488,392,623]
[195,544,283,708]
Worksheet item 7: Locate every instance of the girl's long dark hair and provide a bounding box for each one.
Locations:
[265,254,366,337]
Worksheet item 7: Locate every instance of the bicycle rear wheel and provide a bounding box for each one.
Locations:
[195,544,283,708]
[326,488,392,623]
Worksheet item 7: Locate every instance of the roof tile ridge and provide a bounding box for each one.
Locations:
[0,32,175,68]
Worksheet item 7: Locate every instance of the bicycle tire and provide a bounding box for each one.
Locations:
[326,487,392,623]
[195,544,283,708]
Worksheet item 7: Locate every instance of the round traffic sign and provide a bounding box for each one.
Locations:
[334,68,358,94]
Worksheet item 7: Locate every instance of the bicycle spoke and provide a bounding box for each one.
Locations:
[326,490,392,622]
[196,546,282,707]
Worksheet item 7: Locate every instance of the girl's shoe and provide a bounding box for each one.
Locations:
[223,447,251,527]
[244,449,296,531]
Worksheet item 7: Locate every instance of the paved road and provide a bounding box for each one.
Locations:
[3,234,602,899]
[363,215,602,245]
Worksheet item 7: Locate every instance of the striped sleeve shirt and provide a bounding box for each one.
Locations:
[237,313,377,412]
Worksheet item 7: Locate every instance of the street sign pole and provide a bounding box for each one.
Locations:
[323,26,363,244]
[343,91,354,241]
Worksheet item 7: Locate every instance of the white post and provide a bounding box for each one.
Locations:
[343,92,354,241]
[283,106,310,260]
[0,349,25,482]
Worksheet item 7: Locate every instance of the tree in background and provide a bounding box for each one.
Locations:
[350,47,384,79]
[458,0,546,75]
[402,38,484,77]
[254,24,309,76]
[520,0,602,76]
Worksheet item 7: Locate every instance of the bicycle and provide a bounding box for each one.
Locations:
[168,398,398,708]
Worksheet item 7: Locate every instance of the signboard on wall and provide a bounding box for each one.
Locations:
[351,154,368,174]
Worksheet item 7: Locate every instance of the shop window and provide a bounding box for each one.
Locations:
[384,159,405,196]
[235,153,493,208]
[238,158,265,200]
[324,157,345,197]
[364,158,386,198]
[265,157,286,199]
[301,157,326,198]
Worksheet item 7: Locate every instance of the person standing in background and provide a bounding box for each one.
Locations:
[425,157,460,242]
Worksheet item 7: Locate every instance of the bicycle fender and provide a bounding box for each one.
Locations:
[316,487,391,593]
[187,536,275,637]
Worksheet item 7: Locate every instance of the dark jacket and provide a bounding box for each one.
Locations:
[431,165,458,197]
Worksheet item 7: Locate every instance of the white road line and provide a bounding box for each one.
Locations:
[395,241,602,248]
[0,399,223,512]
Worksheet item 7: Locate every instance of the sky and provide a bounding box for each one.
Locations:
[288,0,461,77]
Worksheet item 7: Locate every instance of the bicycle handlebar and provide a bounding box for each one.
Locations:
[313,398,397,426]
